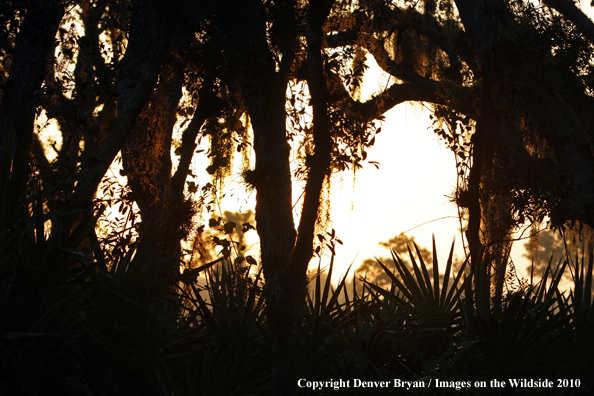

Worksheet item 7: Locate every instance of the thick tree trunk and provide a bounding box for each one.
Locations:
[252,93,297,396]
[0,0,64,227]
[243,67,296,395]
[454,0,503,268]
[121,60,184,276]
[213,2,340,393]
[49,0,176,249]
[212,2,298,393]
[456,0,594,234]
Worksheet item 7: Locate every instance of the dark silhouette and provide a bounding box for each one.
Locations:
[357,232,432,286]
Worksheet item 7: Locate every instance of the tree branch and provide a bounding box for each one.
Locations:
[0,0,65,226]
[542,0,594,45]
[289,0,336,278]
[49,0,176,247]
[325,31,479,120]
[171,79,223,195]
[358,78,478,120]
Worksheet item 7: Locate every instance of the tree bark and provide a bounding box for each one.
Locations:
[542,0,594,45]
[0,0,64,227]
[49,0,176,248]
[289,0,335,277]
[121,60,183,276]
[455,0,594,232]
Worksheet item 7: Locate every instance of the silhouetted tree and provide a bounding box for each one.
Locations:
[524,225,594,279]
[523,230,565,274]
[357,232,432,286]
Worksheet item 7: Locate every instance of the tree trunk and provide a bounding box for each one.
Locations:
[456,0,594,235]
[212,2,341,393]
[0,0,64,228]
[210,2,298,393]
[121,60,184,277]
[49,0,176,249]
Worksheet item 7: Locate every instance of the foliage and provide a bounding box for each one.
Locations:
[2,172,594,394]
[523,229,565,273]
[357,232,441,287]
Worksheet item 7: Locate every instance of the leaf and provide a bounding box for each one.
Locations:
[223,221,236,234]
[187,181,198,194]
[242,222,255,233]
[209,217,220,228]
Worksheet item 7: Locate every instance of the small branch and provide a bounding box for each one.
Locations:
[171,79,222,195]
[542,0,594,45]
[289,0,336,278]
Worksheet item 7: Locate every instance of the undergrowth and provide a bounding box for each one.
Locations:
[1,188,593,395]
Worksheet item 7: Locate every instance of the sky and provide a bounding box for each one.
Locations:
[205,66,535,284]
[325,103,466,278]
[213,95,535,284]
[300,0,594,280]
